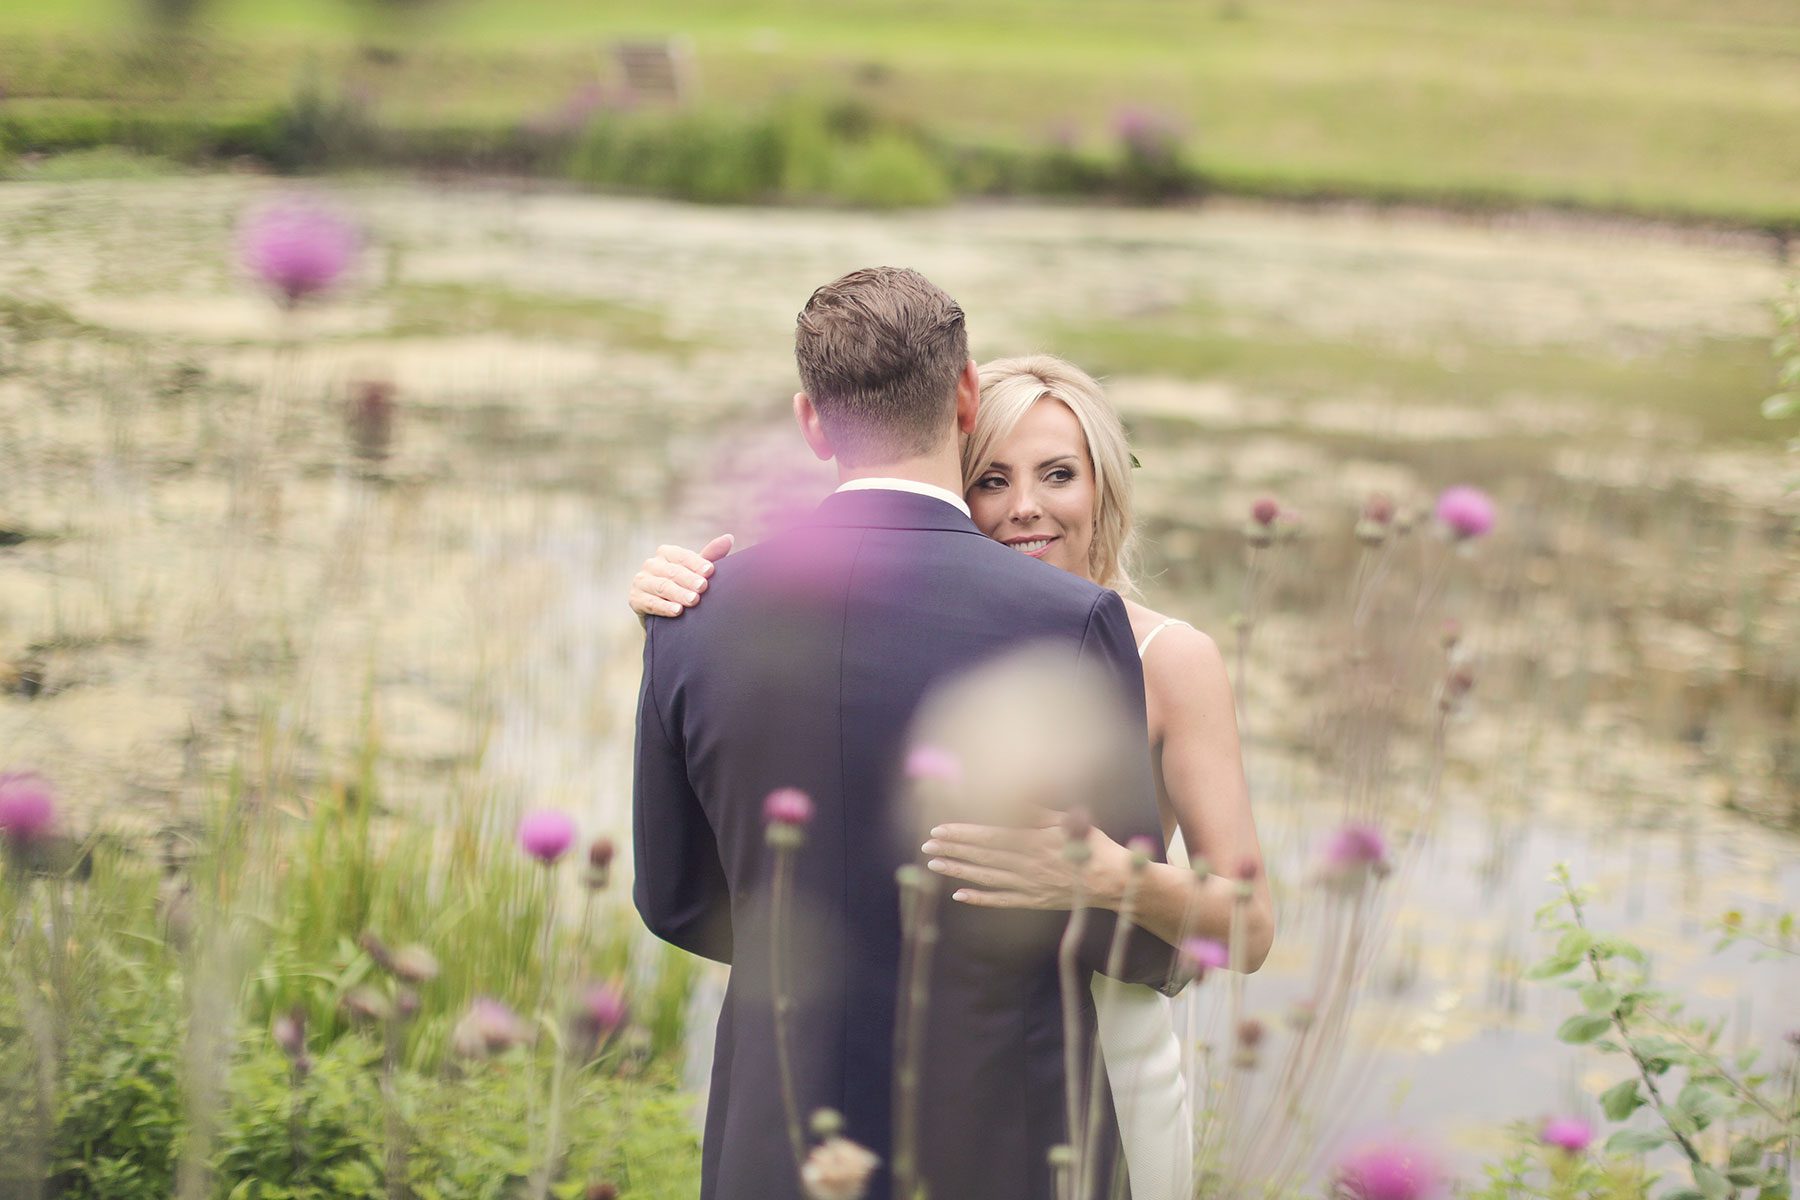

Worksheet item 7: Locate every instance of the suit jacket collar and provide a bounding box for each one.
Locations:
[806,488,987,535]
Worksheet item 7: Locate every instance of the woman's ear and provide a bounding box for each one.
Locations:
[793,392,835,462]
[954,359,981,435]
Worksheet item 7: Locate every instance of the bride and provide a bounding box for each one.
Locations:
[630,354,1274,1199]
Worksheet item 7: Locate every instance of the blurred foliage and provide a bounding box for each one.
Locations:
[1765,281,1800,469]
[1522,865,1798,1200]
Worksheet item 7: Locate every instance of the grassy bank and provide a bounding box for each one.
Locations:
[1,0,1797,227]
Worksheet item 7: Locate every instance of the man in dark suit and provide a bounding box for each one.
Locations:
[633,267,1176,1200]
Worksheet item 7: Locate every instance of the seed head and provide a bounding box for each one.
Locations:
[584,836,615,890]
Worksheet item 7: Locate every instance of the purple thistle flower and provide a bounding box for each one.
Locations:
[764,788,815,827]
[238,199,358,307]
[1333,1139,1444,1200]
[518,809,577,865]
[1435,486,1495,540]
[1251,497,1280,527]
[0,770,56,845]
[450,997,533,1058]
[1539,1117,1593,1154]
[1319,823,1390,890]
[1179,937,1229,982]
[577,982,629,1038]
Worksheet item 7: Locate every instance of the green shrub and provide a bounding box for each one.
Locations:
[826,132,950,209]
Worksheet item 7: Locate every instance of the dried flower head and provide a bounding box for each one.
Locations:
[1539,1117,1593,1154]
[1333,1139,1444,1200]
[1435,486,1495,541]
[1236,1017,1266,1048]
[801,1134,881,1200]
[584,836,615,890]
[585,1185,619,1200]
[340,985,392,1024]
[238,199,358,307]
[518,810,577,865]
[273,1007,306,1060]
[0,770,56,846]
[810,1108,846,1139]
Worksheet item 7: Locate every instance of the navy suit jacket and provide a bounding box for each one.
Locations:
[633,489,1176,1200]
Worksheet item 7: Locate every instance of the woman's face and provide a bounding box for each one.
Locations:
[967,397,1097,581]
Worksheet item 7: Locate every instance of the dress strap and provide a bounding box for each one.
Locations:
[1135,618,1192,660]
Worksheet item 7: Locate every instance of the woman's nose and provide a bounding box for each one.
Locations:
[1010,489,1041,521]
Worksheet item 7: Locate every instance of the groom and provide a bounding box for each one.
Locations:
[633,267,1176,1200]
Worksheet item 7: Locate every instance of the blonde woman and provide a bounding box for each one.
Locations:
[630,355,1273,1199]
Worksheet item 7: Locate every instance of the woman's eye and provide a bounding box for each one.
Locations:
[976,476,1005,491]
[1047,469,1075,483]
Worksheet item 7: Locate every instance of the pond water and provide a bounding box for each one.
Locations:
[1,176,1795,1183]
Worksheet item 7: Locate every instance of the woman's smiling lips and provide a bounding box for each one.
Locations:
[1004,535,1057,558]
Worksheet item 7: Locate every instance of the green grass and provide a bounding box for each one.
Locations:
[1054,313,1785,444]
[384,281,694,353]
[2,0,1797,224]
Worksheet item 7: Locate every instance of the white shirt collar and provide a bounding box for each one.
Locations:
[833,477,971,518]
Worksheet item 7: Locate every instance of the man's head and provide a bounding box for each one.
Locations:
[793,267,976,468]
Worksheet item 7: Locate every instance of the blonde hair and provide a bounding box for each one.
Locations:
[963,355,1138,593]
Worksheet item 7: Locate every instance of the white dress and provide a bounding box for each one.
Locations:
[1089,618,1196,1200]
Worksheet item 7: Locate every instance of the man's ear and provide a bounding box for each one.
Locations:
[954,358,981,435]
[793,392,835,462]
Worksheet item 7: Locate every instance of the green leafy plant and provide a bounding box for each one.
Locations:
[1525,865,1797,1200]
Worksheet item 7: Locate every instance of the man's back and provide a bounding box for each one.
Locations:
[634,489,1169,1200]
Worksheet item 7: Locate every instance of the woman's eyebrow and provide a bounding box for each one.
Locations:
[1036,455,1079,469]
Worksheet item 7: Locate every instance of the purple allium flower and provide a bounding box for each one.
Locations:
[904,745,962,786]
[451,997,532,1058]
[1540,1117,1593,1154]
[1333,1139,1444,1200]
[238,199,358,307]
[1435,486,1495,540]
[0,771,56,845]
[1126,835,1159,861]
[1363,493,1395,525]
[1251,497,1281,527]
[764,788,815,827]
[1179,937,1229,981]
[518,809,577,865]
[1060,807,1093,842]
[577,982,628,1038]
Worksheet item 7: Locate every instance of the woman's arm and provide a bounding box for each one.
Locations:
[924,626,1274,971]
[1129,626,1273,969]
[628,534,734,619]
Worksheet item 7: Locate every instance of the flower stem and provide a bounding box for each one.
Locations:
[1058,879,1091,1190]
[770,845,807,1173]
[892,869,941,1200]
[1080,871,1143,1200]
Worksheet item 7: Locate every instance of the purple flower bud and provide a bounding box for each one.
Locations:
[1060,808,1093,842]
[1126,836,1157,870]
[1333,1139,1444,1200]
[1539,1117,1593,1154]
[238,199,359,307]
[764,788,815,827]
[1435,486,1495,540]
[904,745,962,786]
[340,985,392,1024]
[1363,493,1395,525]
[0,771,56,845]
[518,810,577,865]
[1251,498,1280,527]
[1319,823,1390,891]
[1236,1017,1265,1048]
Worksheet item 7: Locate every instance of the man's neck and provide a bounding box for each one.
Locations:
[834,452,964,497]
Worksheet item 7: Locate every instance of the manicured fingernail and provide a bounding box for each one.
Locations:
[952,890,969,902]
[927,859,946,872]
[683,591,698,604]
[921,841,941,854]
[930,826,946,838]
[701,562,714,575]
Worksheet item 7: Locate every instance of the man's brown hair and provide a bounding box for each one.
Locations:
[794,267,969,465]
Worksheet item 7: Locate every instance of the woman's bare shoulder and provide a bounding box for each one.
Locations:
[1129,606,1228,705]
